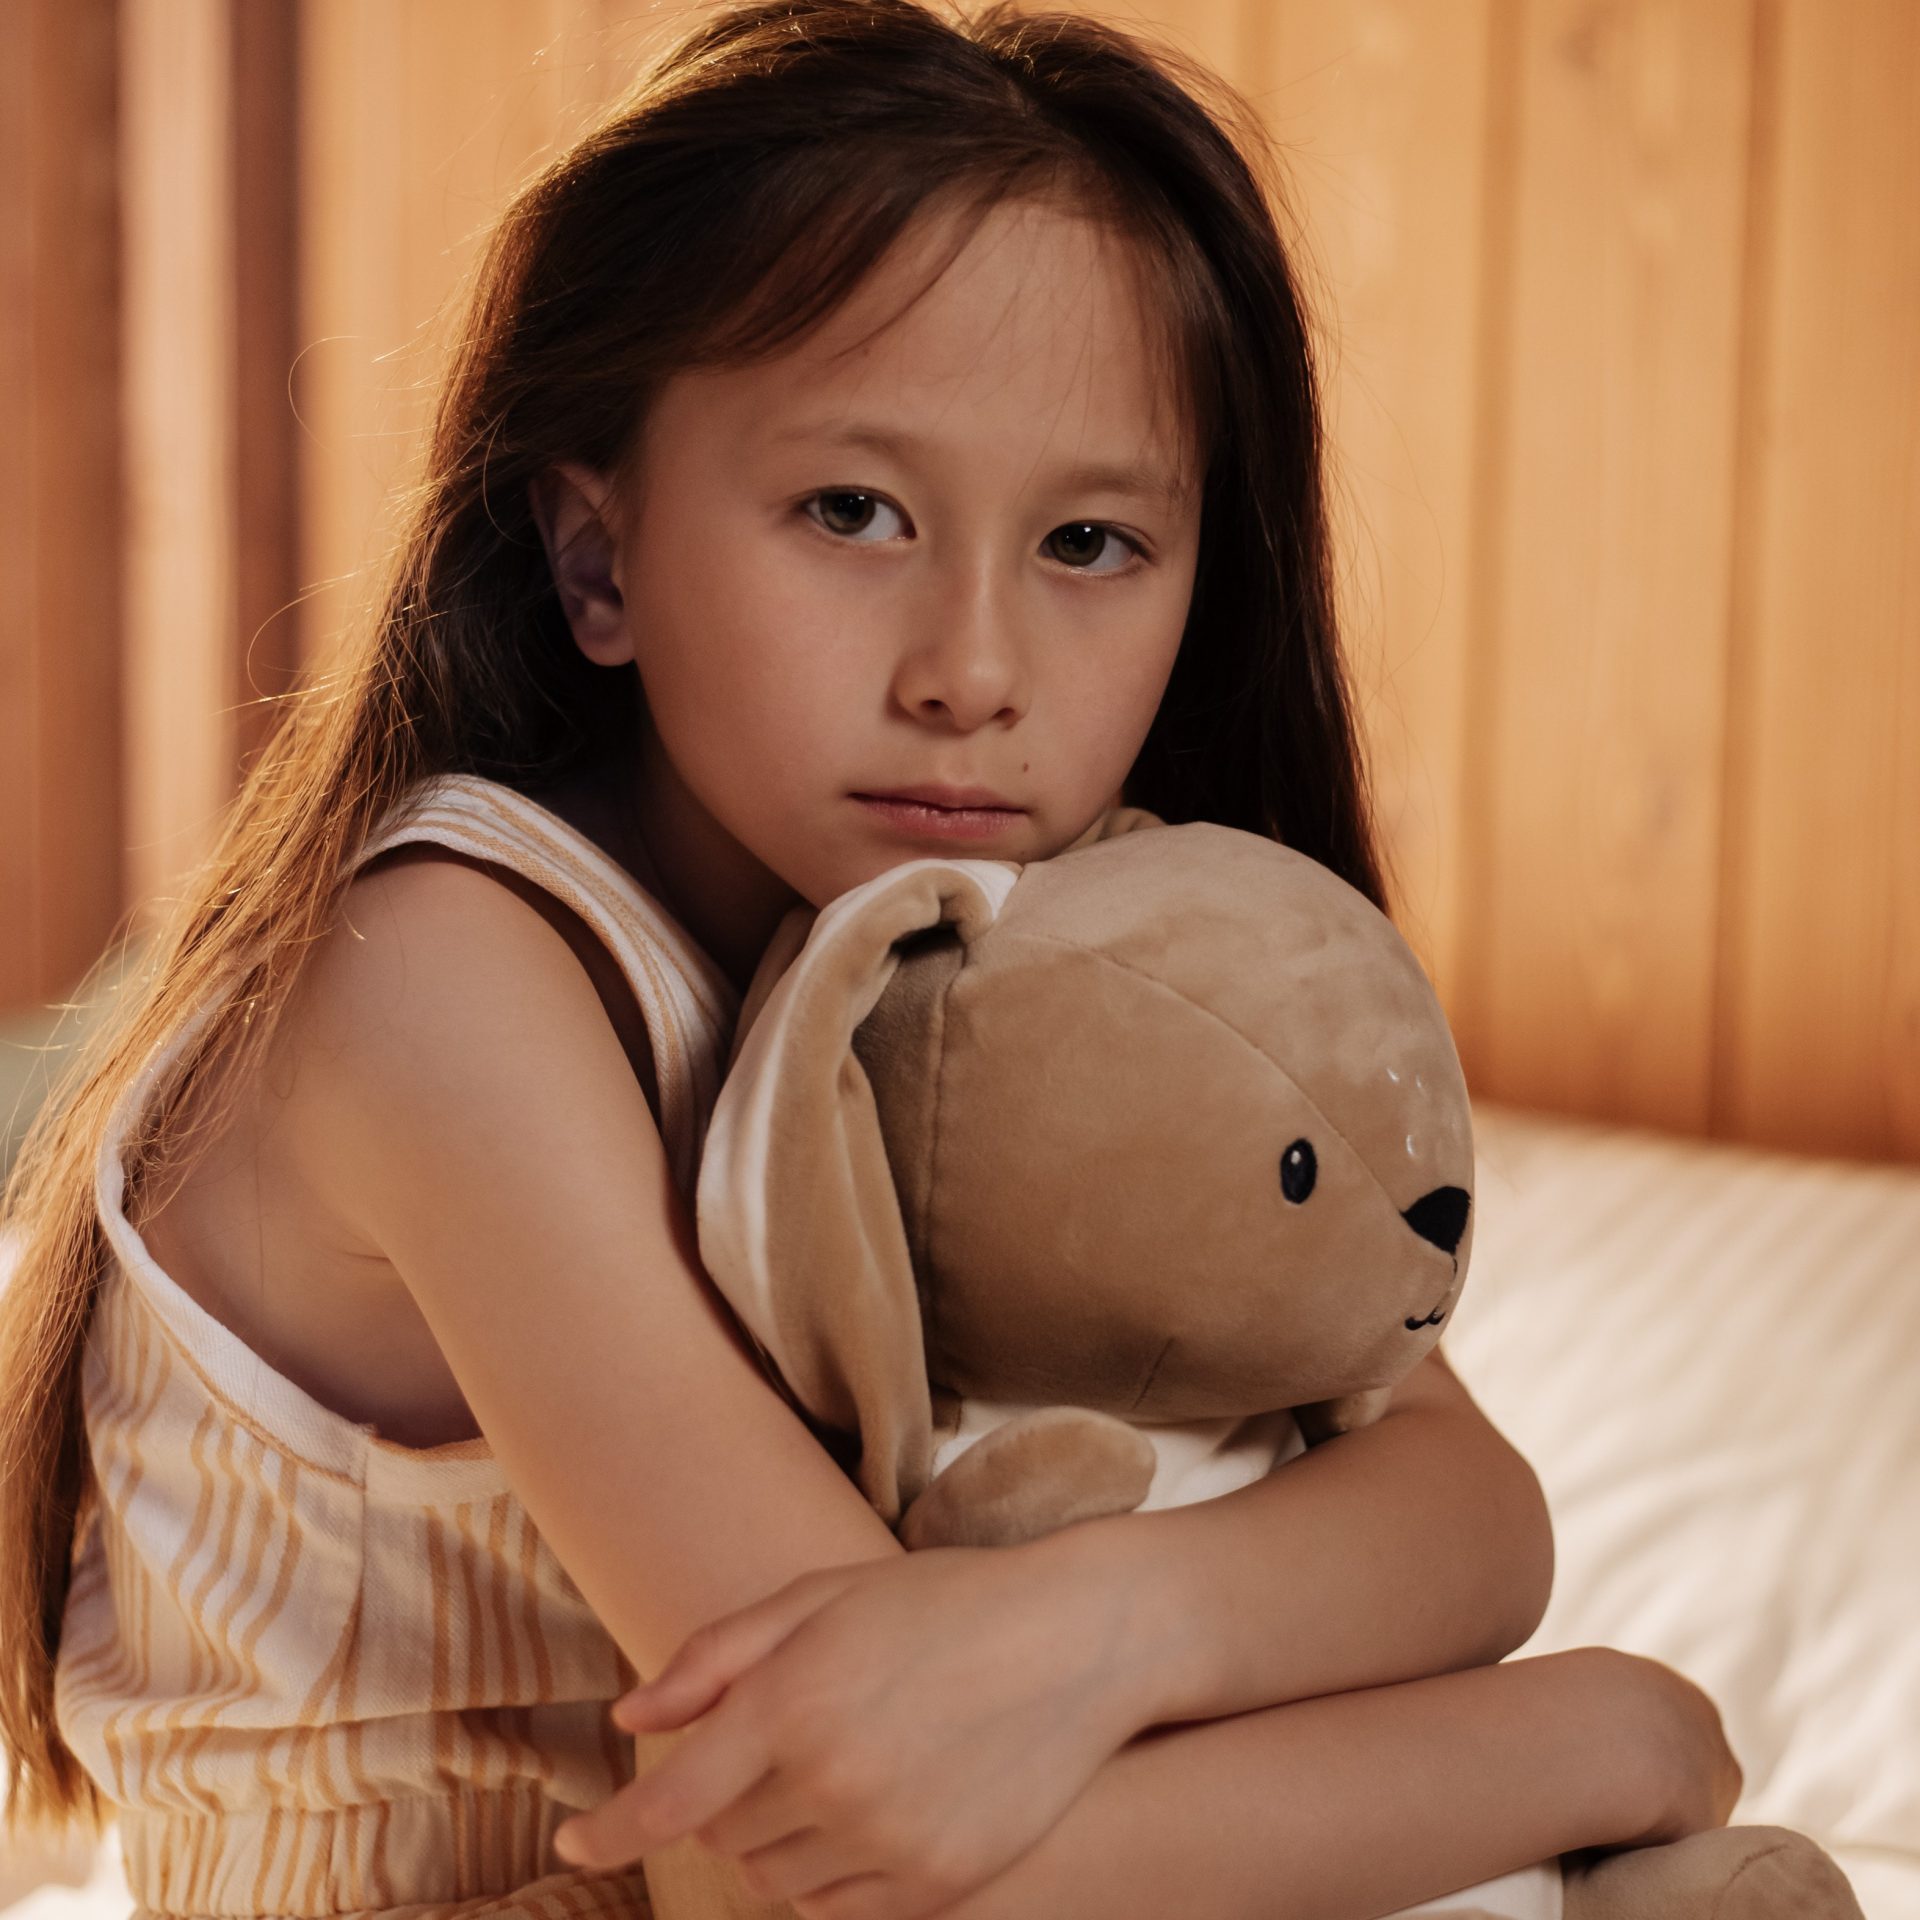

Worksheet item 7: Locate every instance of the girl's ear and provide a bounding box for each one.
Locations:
[696,857,1020,1524]
[529,460,631,665]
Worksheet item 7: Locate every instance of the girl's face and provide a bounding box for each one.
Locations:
[538,191,1203,936]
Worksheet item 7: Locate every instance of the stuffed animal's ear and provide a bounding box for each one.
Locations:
[723,901,816,1076]
[695,857,1019,1523]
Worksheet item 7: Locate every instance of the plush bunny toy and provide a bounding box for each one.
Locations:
[667,809,1862,1920]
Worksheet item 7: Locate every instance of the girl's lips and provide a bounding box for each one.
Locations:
[852,794,1026,840]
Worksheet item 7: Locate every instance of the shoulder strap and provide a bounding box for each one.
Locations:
[356,773,741,1197]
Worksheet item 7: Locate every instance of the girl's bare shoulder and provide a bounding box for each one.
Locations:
[270,848,656,1238]
[132,848,638,1450]
[287,844,656,1118]
[294,845,631,1078]
[271,844,897,1670]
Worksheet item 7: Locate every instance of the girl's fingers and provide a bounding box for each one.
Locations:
[790,1871,905,1920]
[614,1570,848,1731]
[691,1763,819,1860]
[734,1824,866,1904]
[556,1699,774,1866]
[727,1810,959,1920]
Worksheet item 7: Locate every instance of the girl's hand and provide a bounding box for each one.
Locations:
[1611,1649,1745,1844]
[551,1534,1169,1920]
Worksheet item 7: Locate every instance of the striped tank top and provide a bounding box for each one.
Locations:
[53,773,742,1920]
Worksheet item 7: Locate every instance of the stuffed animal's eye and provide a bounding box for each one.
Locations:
[1279,1139,1317,1203]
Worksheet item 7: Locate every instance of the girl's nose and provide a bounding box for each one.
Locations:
[891,579,1029,730]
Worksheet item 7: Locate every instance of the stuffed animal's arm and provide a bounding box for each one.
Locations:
[899,1407,1158,1549]
[1294,1384,1395,1443]
[1048,1347,1554,1730]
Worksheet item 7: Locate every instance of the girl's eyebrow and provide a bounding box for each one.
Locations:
[763,418,1189,512]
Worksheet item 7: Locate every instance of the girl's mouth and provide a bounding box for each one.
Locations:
[851,795,1026,840]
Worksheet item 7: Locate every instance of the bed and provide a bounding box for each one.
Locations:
[3,1097,1916,1918]
[1447,1101,1920,1918]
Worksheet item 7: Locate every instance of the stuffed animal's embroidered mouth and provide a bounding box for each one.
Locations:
[1403,1260,1460,1333]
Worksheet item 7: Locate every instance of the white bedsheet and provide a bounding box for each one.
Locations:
[1448,1102,1920,1919]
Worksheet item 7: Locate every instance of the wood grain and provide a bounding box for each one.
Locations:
[1230,0,1497,1023]
[1466,0,1754,1129]
[0,0,122,1009]
[121,0,238,919]
[1713,0,1920,1161]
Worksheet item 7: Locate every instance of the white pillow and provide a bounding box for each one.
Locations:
[1451,1102,1920,1917]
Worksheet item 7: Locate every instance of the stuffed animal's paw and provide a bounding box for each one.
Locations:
[1296,1384,1396,1446]
[899,1405,1157,1549]
[1561,1824,1863,1919]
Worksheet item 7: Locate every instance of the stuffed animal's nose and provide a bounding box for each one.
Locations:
[1402,1184,1470,1256]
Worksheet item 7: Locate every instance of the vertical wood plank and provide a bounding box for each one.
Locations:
[0,0,123,1013]
[1230,0,1498,1020]
[230,1,304,769]
[1716,0,1920,1160]
[120,0,237,919]
[1460,0,1754,1128]
[0,4,39,1006]
[30,0,123,991]
[120,0,301,923]
[294,0,406,672]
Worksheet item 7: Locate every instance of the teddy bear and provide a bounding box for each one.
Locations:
[642,810,1862,1920]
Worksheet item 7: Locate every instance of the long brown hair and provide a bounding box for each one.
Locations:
[0,0,1388,1832]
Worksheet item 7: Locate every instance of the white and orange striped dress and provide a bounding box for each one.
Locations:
[53,773,742,1920]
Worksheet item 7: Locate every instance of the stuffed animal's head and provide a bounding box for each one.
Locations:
[696,818,1473,1523]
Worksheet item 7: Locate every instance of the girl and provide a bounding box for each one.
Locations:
[0,3,1741,1919]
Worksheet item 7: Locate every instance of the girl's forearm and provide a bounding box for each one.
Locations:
[944,1647,1669,1920]
[1056,1385,1555,1728]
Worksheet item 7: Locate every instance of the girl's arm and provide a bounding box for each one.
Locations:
[941,1646,1724,1920]
[1059,1344,1557,1728]
[289,854,912,1675]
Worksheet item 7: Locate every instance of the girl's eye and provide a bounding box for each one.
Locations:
[806,490,908,542]
[1043,521,1144,576]
[801,492,1145,576]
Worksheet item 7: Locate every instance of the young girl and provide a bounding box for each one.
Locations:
[0,3,1741,1918]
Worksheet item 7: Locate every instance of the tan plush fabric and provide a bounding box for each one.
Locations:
[53,774,740,1920]
[696,813,1476,1540]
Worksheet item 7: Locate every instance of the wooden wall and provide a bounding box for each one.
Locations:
[118,0,304,922]
[4,0,1916,1165]
[1,0,121,1007]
